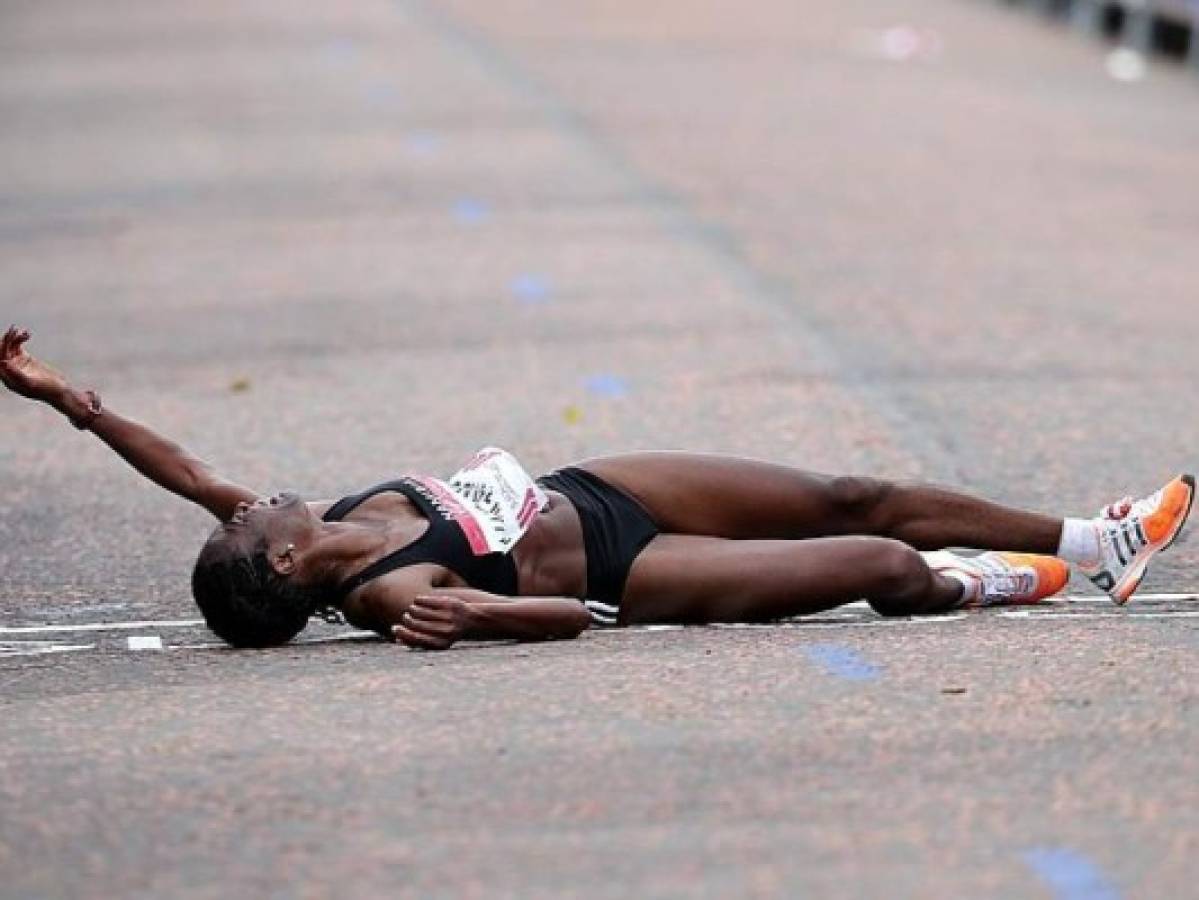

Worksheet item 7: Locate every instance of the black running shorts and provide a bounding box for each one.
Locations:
[536,467,659,626]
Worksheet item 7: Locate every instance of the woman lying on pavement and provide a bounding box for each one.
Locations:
[2,325,1193,650]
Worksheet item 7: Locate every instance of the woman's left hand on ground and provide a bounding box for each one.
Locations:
[392,594,475,650]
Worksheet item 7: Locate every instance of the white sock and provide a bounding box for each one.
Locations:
[1056,518,1102,568]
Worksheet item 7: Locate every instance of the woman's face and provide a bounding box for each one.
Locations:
[219,491,317,560]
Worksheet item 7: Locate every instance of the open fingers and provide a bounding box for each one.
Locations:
[0,330,15,376]
[2,326,29,358]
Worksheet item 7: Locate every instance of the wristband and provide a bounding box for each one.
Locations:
[69,389,102,430]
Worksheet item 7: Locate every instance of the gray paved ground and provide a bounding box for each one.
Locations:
[1,1,1197,897]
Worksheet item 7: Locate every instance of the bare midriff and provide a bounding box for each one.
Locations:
[511,490,587,598]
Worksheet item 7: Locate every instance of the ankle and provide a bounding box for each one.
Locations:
[1056,518,1101,568]
[936,570,976,607]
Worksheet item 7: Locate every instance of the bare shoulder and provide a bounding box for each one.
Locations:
[340,563,444,633]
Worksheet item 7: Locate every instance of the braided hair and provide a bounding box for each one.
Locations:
[191,531,333,648]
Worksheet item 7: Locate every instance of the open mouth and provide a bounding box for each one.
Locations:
[228,492,301,527]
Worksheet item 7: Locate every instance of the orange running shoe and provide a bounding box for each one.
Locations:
[924,550,1071,608]
[1084,474,1195,604]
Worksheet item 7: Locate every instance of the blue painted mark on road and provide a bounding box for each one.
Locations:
[405,131,441,156]
[453,198,490,224]
[802,643,880,681]
[364,83,401,107]
[510,273,550,304]
[584,374,628,398]
[320,37,357,65]
[1023,848,1121,900]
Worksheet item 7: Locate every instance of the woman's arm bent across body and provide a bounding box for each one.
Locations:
[0,326,259,521]
[355,575,590,650]
[394,591,591,650]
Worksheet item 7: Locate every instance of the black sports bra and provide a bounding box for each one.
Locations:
[321,477,519,602]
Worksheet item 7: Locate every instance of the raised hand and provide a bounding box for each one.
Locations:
[0,326,69,405]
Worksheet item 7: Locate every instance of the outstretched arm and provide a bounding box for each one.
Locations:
[1,326,259,521]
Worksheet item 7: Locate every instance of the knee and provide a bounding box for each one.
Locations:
[827,476,892,518]
[868,539,927,600]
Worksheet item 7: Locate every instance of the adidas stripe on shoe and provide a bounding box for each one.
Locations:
[1083,474,1195,604]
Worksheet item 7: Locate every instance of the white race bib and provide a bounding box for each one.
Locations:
[408,448,547,555]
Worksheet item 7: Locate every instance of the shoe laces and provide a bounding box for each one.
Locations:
[1100,496,1133,520]
[1101,489,1163,523]
[976,556,1033,599]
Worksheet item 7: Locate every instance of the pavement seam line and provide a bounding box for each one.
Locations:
[393,0,967,480]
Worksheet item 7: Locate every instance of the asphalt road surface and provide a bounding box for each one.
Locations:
[2,1,1197,897]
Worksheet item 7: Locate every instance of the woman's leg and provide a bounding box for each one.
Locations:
[580,452,1063,553]
[619,534,965,624]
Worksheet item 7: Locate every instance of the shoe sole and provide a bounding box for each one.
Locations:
[1111,473,1195,605]
[925,552,1066,607]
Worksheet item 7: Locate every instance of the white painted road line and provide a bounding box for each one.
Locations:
[0,593,1194,645]
[840,594,1195,607]
[1038,592,1195,604]
[0,601,1194,659]
[0,619,204,635]
[999,610,1199,619]
[0,640,95,658]
[169,631,378,651]
[708,614,972,630]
